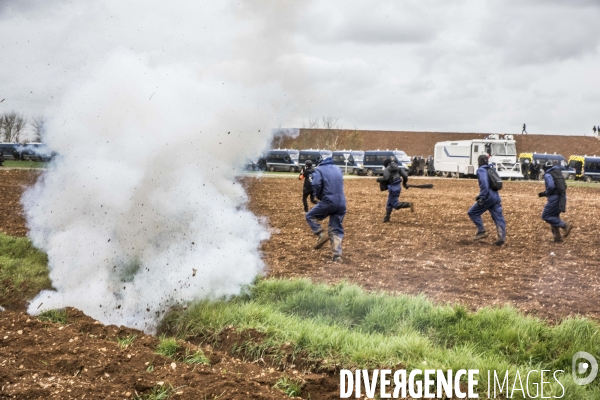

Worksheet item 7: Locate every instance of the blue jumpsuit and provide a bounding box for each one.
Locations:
[386,181,402,213]
[541,166,567,228]
[305,157,346,257]
[467,165,507,240]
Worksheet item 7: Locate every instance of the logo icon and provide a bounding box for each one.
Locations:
[572,351,598,385]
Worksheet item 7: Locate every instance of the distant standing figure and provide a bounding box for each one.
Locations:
[427,156,435,176]
[522,123,527,134]
[539,161,573,242]
[418,156,426,176]
[521,159,530,180]
[594,126,597,136]
[0,151,4,167]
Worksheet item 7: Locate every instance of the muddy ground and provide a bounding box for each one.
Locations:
[1,168,600,399]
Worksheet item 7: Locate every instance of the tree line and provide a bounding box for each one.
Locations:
[0,111,46,143]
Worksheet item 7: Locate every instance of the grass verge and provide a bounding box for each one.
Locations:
[161,278,600,399]
[1,160,48,169]
[0,233,50,308]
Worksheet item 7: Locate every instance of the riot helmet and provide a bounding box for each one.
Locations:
[543,161,553,172]
[305,160,313,168]
[383,158,392,168]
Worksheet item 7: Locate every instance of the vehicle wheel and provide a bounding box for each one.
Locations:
[366,169,374,176]
[567,174,575,181]
[450,172,458,178]
[289,166,295,173]
[268,166,275,172]
[584,175,593,183]
[441,171,449,178]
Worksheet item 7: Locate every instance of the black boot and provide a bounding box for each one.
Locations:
[551,226,562,242]
[383,211,391,223]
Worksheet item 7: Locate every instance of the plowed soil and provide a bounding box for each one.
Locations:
[2,168,600,399]
[247,176,600,322]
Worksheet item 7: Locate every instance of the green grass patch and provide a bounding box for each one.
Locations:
[0,233,50,307]
[2,160,48,169]
[162,278,600,399]
[116,334,137,349]
[134,383,179,400]
[155,336,180,358]
[38,308,68,324]
[273,375,304,397]
[182,348,210,365]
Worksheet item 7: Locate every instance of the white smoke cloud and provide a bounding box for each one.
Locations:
[17,0,313,332]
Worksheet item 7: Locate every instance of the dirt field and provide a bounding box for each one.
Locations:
[246,176,600,322]
[2,168,600,398]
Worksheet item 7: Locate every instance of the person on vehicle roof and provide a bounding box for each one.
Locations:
[377,158,413,223]
[305,155,346,262]
[299,160,318,213]
[539,161,573,242]
[467,154,506,246]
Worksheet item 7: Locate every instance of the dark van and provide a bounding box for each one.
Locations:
[363,150,410,176]
[332,150,364,174]
[519,153,571,180]
[298,149,332,166]
[0,143,19,160]
[265,149,299,172]
[568,155,600,183]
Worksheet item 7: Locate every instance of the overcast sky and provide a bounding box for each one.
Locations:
[1,0,599,136]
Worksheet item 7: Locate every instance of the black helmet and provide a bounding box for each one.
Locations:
[316,155,324,165]
[478,154,489,167]
[383,158,392,168]
[305,160,313,168]
[543,161,553,171]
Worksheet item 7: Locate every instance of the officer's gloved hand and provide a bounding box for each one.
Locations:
[476,196,484,206]
[538,191,546,198]
[403,183,409,190]
[376,177,383,183]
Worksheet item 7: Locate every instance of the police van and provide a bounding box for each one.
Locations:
[519,152,574,180]
[568,155,600,182]
[265,149,299,172]
[298,149,332,166]
[363,149,410,176]
[332,150,364,174]
[0,143,20,160]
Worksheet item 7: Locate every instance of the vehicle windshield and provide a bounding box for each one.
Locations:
[491,143,516,156]
[393,151,411,162]
[289,152,299,161]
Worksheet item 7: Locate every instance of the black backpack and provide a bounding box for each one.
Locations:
[487,167,503,191]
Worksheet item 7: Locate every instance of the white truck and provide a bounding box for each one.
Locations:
[434,134,523,179]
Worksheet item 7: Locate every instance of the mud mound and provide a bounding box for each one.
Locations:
[0,308,340,399]
[279,129,600,158]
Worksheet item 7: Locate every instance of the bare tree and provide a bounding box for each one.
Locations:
[321,115,341,150]
[1,112,27,143]
[30,115,47,142]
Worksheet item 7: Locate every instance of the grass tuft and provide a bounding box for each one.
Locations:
[116,334,137,349]
[155,336,180,358]
[38,309,68,324]
[134,383,178,400]
[274,376,303,397]
[182,348,210,365]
